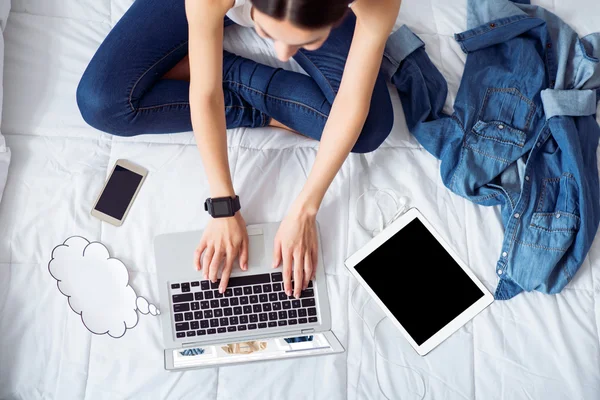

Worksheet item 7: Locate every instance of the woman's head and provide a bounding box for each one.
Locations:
[251,0,352,61]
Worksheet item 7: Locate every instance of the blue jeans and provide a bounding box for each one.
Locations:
[76,0,393,153]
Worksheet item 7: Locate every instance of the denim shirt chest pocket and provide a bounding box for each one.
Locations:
[527,172,580,252]
[458,87,536,195]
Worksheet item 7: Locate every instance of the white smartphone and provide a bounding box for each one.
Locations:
[91,159,148,226]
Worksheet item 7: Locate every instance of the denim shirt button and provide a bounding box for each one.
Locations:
[497,269,503,275]
[556,213,561,218]
[502,251,508,257]
[498,124,505,130]
[536,142,542,147]
[525,175,530,181]
[514,213,520,219]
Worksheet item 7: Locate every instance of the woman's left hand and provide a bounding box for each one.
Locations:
[272,205,319,299]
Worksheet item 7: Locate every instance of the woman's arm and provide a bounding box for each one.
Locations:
[273,0,402,298]
[296,0,401,212]
[187,0,250,292]
[186,0,235,198]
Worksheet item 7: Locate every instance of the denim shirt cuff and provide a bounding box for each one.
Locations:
[382,25,425,79]
[455,15,545,54]
[541,89,598,119]
[494,276,524,300]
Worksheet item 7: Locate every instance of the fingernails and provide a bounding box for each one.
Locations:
[219,287,224,293]
[286,290,291,296]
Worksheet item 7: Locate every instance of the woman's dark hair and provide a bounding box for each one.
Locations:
[252,0,352,29]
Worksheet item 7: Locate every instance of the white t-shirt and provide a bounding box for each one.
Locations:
[226,0,255,28]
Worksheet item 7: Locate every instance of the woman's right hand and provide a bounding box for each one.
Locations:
[194,213,249,293]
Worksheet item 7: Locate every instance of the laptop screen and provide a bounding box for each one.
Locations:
[171,333,336,369]
[353,218,484,345]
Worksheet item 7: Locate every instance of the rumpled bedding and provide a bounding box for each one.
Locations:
[0,0,599,399]
[0,0,10,205]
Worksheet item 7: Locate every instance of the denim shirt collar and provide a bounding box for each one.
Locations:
[466,0,530,30]
[458,0,600,119]
[454,15,545,54]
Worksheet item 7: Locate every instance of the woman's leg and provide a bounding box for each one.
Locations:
[222,12,394,153]
[76,0,264,136]
[77,1,393,152]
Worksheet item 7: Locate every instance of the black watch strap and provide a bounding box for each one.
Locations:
[204,195,241,218]
[231,195,241,213]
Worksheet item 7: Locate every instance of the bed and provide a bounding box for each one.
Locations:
[0,0,599,399]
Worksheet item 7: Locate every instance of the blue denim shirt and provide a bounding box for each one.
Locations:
[382,0,600,300]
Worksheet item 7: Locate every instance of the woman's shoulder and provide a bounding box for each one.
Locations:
[352,0,401,18]
[186,0,233,18]
[351,0,401,35]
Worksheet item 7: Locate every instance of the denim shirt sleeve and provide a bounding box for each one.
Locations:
[382,26,464,173]
[540,33,600,118]
[510,1,600,117]
[577,34,600,89]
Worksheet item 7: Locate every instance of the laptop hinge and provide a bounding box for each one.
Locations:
[178,328,309,348]
[181,341,204,348]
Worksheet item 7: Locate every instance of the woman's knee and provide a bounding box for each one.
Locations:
[351,77,394,154]
[76,66,134,137]
[352,89,394,154]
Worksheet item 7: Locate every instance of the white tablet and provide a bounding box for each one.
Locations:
[345,207,493,356]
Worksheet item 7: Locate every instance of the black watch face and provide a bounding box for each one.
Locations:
[212,199,233,217]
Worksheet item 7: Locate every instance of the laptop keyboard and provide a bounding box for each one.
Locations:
[170,272,318,339]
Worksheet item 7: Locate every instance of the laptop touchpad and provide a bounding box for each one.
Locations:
[247,228,265,267]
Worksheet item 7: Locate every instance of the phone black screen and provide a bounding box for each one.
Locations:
[94,165,143,220]
[353,217,485,345]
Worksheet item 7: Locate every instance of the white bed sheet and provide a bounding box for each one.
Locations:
[0,0,10,207]
[0,0,599,399]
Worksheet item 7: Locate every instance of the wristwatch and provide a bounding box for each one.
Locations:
[204,196,241,218]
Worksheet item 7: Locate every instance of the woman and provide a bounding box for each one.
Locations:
[77,0,401,299]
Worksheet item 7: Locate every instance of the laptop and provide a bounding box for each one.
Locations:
[154,222,344,370]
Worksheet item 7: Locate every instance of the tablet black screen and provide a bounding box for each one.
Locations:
[354,217,484,345]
